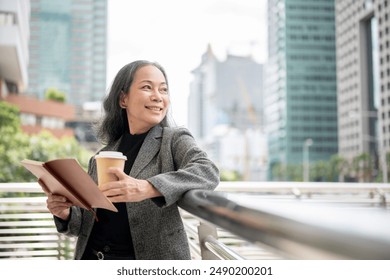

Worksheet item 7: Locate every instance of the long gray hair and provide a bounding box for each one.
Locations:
[95,60,174,145]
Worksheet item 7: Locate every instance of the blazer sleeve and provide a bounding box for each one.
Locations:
[147,127,220,207]
[53,206,83,237]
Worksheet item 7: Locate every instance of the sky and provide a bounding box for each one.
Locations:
[106,0,268,127]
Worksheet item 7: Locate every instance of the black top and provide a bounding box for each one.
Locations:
[85,131,148,257]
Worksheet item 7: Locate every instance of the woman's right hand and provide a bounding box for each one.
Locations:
[46,194,72,221]
[39,179,72,221]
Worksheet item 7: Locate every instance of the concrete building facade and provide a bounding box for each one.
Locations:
[0,0,30,94]
[335,0,390,177]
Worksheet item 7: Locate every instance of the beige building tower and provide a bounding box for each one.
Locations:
[335,0,389,181]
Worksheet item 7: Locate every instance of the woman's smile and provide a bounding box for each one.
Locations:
[145,105,163,112]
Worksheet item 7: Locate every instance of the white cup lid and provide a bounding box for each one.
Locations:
[95,151,127,160]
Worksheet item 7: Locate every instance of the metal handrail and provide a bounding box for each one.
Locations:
[216,181,390,193]
[178,189,390,259]
[2,182,390,259]
[204,235,245,260]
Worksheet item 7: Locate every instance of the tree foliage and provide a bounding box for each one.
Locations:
[270,151,389,182]
[0,101,92,183]
[0,101,21,133]
[220,170,242,181]
[0,102,30,182]
[44,87,66,103]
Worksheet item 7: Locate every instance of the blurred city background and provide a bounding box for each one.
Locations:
[0,0,389,184]
[1,0,390,261]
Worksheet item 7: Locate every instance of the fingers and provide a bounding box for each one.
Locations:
[46,194,72,210]
[102,187,125,198]
[99,168,131,191]
[108,167,127,180]
[107,194,125,203]
[104,190,134,203]
[47,194,69,203]
[101,179,150,203]
[46,194,72,220]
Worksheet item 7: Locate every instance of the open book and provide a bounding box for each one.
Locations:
[21,159,118,215]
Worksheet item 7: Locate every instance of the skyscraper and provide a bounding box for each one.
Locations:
[189,45,264,140]
[265,0,338,180]
[28,0,107,107]
[188,45,266,180]
[335,0,390,181]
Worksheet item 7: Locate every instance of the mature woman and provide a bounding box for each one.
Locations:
[46,60,220,260]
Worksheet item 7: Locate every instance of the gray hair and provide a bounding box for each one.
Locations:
[95,60,174,145]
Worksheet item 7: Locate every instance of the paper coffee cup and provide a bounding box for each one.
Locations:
[95,151,127,188]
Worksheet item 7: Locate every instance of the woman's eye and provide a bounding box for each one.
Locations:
[142,85,152,90]
[160,88,168,94]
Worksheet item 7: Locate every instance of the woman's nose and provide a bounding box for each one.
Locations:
[151,90,163,102]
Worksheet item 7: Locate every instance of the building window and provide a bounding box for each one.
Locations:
[42,117,65,129]
[0,12,15,26]
[20,113,37,126]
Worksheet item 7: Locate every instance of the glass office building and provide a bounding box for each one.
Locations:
[28,0,107,107]
[265,0,338,179]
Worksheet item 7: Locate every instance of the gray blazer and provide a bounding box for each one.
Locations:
[55,125,220,259]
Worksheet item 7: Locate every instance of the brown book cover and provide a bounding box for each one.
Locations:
[21,159,118,214]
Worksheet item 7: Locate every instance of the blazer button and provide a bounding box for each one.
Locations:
[103,245,110,252]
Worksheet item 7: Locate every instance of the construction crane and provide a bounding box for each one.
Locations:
[237,77,258,126]
[236,76,259,180]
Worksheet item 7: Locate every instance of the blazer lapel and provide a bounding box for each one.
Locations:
[130,125,163,178]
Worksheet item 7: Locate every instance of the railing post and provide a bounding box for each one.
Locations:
[197,221,219,260]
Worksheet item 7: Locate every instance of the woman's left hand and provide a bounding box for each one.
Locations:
[99,167,162,203]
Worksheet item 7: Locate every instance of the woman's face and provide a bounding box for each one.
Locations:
[121,65,170,134]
